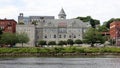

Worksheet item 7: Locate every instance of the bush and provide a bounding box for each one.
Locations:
[74,39,82,44]
[67,39,74,45]
[38,40,46,47]
[0,47,120,54]
[84,48,100,53]
[58,40,67,46]
[48,41,56,45]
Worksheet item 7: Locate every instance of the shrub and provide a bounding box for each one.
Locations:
[58,40,67,46]
[67,39,74,45]
[48,41,56,45]
[74,39,82,44]
[38,40,46,47]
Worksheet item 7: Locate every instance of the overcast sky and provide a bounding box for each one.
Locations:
[0,0,120,24]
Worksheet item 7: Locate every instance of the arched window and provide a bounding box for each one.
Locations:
[64,35,66,38]
[74,35,76,38]
[54,35,56,38]
[69,35,71,38]
[59,35,61,38]
[45,35,47,38]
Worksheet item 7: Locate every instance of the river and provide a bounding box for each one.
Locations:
[0,57,120,68]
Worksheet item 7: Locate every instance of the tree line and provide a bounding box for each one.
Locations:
[37,39,82,47]
[76,16,120,31]
[0,32,29,47]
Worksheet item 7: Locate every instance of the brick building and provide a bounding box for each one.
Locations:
[110,21,120,45]
[0,19,17,33]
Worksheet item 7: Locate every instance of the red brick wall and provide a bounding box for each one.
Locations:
[0,19,17,33]
[110,21,120,39]
[110,21,120,46]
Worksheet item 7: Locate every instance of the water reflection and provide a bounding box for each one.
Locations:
[0,57,120,68]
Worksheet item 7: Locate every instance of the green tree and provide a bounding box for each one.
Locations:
[38,40,46,47]
[67,39,74,46]
[103,18,120,29]
[0,28,3,35]
[76,16,100,28]
[97,25,109,32]
[16,33,29,47]
[90,19,100,28]
[76,16,91,22]
[0,33,17,47]
[83,28,105,47]
[74,39,82,44]
[0,28,3,43]
[48,41,56,45]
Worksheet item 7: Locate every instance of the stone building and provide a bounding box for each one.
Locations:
[16,25,35,47]
[18,13,54,25]
[17,8,90,46]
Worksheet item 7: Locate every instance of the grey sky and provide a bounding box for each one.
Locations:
[0,0,120,24]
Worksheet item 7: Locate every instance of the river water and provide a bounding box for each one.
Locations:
[0,57,120,68]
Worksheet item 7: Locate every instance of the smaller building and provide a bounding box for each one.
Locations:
[0,19,17,33]
[110,21,120,45]
[16,25,35,47]
[18,13,55,25]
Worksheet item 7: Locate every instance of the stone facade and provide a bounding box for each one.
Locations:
[17,8,90,46]
[35,19,89,43]
[16,25,35,47]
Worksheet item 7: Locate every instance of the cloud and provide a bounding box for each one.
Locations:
[0,0,120,24]
[0,6,18,19]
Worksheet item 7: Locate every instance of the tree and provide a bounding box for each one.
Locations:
[38,40,46,47]
[90,19,100,28]
[83,28,105,47]
[0,28,3,35]
[0,28,3,42]
[67,39,74,46]
[48,41,56,45]
[76,16,100,28]
[16,33,29,47]
[103,18,120,29]
[76,16,91,22]
[0,33,17,47]
[97,25,109,32]
[74,39,82,44]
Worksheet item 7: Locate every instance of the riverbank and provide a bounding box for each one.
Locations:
[0,46,120,57]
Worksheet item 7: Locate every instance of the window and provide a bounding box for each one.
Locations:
[69,35,71,38]
[8,27,12,30]
[64,35,66,38]
[59,35,61,38]
[74,35,76,38]
[54,35,56,38]
[58,28,67,33]
[45,35,47,38]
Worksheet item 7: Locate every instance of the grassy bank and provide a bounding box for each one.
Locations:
[0,47,120,57]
